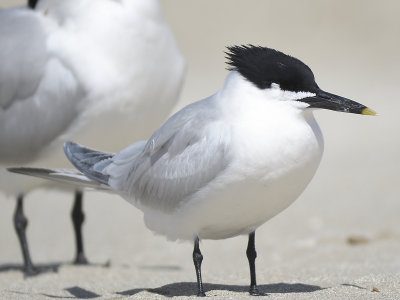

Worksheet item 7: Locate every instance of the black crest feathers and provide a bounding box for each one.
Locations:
[225,45,319,93]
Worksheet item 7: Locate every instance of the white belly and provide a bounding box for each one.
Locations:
[142,153,321,241]
[141,110,324,240]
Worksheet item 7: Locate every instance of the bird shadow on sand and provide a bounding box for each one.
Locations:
[8,286,101,299]
[117,281,325,297]
[0,260,110,278]
[0,262,60,277]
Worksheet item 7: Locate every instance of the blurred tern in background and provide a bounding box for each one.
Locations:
[10,45,375,295]
[1,0,185,275]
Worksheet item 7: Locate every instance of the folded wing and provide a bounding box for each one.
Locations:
[105,98,232,212]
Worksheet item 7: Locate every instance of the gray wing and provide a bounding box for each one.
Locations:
[64,141,114,184]
[106,97,232,212]
[0,8,46,110]
[0,8,83,164]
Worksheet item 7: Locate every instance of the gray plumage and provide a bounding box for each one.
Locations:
[64,97,231,213]
[8,166,107,190]
[64,142,113,185]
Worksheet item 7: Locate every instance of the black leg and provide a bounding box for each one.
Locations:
[71,190,88,265]
[247,231,264,296]
[193,236,206,297]
[13,195,38,276]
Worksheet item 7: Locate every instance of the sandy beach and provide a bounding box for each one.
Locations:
[1,0,400,299]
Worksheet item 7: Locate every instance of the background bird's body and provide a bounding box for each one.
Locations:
[0,0,185,196]
[1,0,184,170]
[0,0,184,271]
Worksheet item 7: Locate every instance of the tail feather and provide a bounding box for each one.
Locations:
[8,142,116,190]
[64,141,114,185]
[8,167,110,190]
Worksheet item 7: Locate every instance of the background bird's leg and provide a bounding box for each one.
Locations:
[247,231,263,295]
[193,236,206,297]
[13,194,38,275]
[71,190,88,264]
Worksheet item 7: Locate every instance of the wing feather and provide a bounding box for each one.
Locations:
[0,8,84,164]
[8,167,109,190]
[0,8,47,109]
[106,97,232,212]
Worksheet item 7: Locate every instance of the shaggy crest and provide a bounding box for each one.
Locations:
[225,45,319,93]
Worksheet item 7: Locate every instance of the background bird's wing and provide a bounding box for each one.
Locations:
[0,8,46,110]
[0,8,84,164]
[106,97,232,212]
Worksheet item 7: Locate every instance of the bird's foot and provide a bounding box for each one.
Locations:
[73,253,89,265]
[197,291,206,297]
[23,265,40,277]
[249,286,266,296]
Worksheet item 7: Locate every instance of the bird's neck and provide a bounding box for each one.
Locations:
[217,71,307,121]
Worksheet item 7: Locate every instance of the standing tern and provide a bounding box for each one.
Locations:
[1,0,184,275]
[10,45,375,295]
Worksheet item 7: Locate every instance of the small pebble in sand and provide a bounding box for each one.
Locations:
[346,236,369,245]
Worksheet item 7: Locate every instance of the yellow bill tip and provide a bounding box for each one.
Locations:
[362,107,377,116]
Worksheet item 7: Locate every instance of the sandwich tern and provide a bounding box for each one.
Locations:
[1,0,184,275]
[10,45,374,295]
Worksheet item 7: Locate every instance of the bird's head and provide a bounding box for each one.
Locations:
[225,45,376,116]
